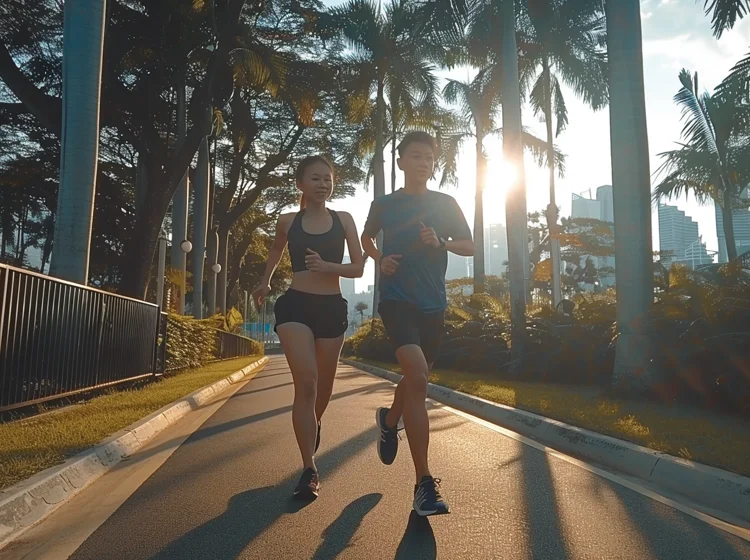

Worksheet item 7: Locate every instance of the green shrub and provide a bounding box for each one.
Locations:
[166,315,218,372]
[342,319,395,362]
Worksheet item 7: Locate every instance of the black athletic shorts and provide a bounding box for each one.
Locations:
[378,300,445,365]
[274,288,348,339]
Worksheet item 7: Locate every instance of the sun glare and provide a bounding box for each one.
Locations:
[483,157,517,218]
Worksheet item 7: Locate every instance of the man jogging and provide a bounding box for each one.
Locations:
[361,131,474,516]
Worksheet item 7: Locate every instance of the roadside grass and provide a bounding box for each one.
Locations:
[354,358,750,478]
[0,356,261,490]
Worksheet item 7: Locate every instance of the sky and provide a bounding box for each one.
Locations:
[322,0,750,292]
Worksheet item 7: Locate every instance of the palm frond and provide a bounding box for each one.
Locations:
[438,132,468,188]
[674,69,721,158]
[702,0,749,38]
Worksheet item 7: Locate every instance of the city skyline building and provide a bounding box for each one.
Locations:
[658,204,712,269]
[715,187,750,263]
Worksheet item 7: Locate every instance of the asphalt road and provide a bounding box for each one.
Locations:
[61,356,750,559]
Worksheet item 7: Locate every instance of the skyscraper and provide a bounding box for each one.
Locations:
[446,252,470,280]
[340,255,356,297]
[715,188,750,262]
[484,223,508,276]
[658,204,711,268]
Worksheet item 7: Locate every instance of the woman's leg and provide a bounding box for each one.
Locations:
[314,335,345,421]
[276,323,318,470]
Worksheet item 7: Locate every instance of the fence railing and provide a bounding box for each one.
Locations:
[215,329,259,360]
[0,264,164,412]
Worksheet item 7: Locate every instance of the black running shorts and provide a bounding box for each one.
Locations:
[274,289,348,339]
[378,300,445,365]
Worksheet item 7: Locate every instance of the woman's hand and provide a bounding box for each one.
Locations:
[252,283,271,307]
[305,249,332,273]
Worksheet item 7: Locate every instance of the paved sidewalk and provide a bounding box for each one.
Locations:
[44,357,750,559]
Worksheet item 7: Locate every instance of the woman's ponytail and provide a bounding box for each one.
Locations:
[299,193,306,210]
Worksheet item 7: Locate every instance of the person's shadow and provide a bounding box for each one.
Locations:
[311,493,382,560]
[394,511,437,559]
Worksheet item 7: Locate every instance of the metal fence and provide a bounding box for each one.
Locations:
[215,329,259,360]
[0,264,165,412]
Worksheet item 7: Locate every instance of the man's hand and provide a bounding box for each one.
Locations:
[380,254,402,276]
[305,249,331,273]
[419,222,441,249]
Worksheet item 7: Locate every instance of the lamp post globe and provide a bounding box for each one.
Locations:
[212,263,222,274]
[180,240,193,254]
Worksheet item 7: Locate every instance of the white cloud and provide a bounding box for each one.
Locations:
[641,11,653,20]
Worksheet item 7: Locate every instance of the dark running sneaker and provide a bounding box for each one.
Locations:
[413,476,450,517]
[315,420,322,454]
[293,468,320,500]
[376,407,399,465]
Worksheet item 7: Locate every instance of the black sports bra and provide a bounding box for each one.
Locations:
[287,209,346,273]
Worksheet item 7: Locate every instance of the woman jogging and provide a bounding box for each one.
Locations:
[253,155,364,500]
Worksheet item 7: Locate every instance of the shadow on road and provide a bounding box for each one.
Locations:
[394,511,436,560]
[142,426,379,560]
[311,493,383,560]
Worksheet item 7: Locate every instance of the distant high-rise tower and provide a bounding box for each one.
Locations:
[483,223,508,276]
[340,255,356,296]
[659,204,711,268]
[715,188,750,262]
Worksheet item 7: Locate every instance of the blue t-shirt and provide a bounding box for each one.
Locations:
[364,189,472,313]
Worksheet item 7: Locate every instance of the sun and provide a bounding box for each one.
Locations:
[483,156,517,217]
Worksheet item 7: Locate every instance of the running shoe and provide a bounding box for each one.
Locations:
[315,420,321,454]
[293,467,320,500]
[413,476,450,517]
[376,407,399,465]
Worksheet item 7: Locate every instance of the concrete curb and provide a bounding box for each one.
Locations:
[341,358,750,523]
[0,356,268,550]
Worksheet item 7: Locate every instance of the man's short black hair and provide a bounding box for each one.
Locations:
[397,131,439,158]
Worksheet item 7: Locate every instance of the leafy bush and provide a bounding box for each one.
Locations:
[342,319,395,362]
[165,313,263,373]
[344,265,750,417]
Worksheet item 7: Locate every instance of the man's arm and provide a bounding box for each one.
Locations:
[361,200,382,262]
[445,197,474,256]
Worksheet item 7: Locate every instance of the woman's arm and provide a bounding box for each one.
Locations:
[306,212,365,278]
[259,213,292,286]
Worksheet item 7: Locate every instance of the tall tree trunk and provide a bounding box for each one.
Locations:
[720,180,738,261]
[372,75,386,315]
[542,57,563,308]
[217,226,229,315]
[207,227,218,316]
[390,114,398,193]
[192,133,211,318]
[49,0,106,285]
[171,79,190,314]
[502,0,528,363]
[606,0,655,392]
[474,127,486,294]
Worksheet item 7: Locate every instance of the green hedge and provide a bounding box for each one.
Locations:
[165,314,263,373]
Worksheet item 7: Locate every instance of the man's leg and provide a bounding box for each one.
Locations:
[392,344,431,482]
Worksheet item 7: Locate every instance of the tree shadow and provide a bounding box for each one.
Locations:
[599,474,750,560]
[311,493,383,560]
[394,511,436,560]
[520,443,569,559]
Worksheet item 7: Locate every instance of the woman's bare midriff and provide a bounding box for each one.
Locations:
[289,270,343,295]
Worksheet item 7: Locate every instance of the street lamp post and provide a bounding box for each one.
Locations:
[156,229,167,311]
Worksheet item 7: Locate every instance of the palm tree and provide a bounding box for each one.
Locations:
[653,69,750,262]
[702,0,749,38]
[441,70,565,295]
[354,301,369,323]
[325,0,441,310]
[49,0,106,284]
[171,76,190,315]
[605,0,654,392]
[517,0,609,307]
